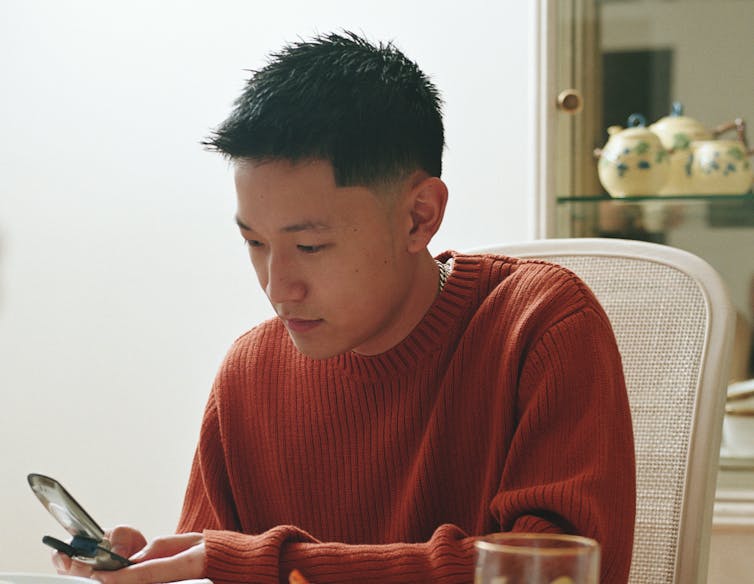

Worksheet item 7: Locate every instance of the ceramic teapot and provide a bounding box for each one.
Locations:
[651,103,753,195]
[688,136,753,195]
[650,102,713,195]
[595,113,670,198]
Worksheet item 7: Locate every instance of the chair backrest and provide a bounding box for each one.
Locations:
[473,238,735,584]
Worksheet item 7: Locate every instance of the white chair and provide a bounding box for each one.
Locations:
[473,238,735,584]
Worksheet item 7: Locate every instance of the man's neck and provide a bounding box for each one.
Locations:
[351,251,440,356]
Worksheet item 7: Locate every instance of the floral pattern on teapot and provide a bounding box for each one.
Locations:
[599,141,668,177]
[691,140,753,194]
[698,144,748,175]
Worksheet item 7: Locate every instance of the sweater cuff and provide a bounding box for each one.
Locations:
[204,525,319,584]
[512,514,566,534]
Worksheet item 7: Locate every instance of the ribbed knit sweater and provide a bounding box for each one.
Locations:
[177,252,636,583]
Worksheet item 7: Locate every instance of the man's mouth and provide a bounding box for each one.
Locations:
[283,317,324,333]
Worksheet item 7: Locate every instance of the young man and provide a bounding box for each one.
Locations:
[57,32,635,583]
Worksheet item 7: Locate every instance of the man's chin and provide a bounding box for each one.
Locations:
[289,337,342,360]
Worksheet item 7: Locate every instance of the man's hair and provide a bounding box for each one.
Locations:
[203,31,444,187]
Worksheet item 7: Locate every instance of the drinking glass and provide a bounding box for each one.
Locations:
[474,533,600,584]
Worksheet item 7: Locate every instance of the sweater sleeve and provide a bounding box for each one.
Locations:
[176,394,478,583]
[492,302,636,584]
[176,396,242,534]
[202,524,476,584]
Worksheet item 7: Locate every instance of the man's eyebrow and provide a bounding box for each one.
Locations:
[281,220,332,233]
[234,215,332,233]
[235,215,252,231]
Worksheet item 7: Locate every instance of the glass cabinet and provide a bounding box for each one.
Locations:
[540,2,754,577]
[548,0,754,390]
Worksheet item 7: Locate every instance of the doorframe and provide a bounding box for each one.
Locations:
[528,0,558,239]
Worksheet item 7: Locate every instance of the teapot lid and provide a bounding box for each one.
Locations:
[670,101,684,117]
[650,102,711,145]
[607,113,659,146]
[628,113,648,127]
[607,113,657,139]
[652,101,708,130]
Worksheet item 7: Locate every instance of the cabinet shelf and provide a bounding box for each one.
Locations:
[557,193,754,204]
[557,192,754,238]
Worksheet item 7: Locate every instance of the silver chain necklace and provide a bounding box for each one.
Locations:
[435,259,451,292]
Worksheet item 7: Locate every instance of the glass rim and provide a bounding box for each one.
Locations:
[474,533,600,556]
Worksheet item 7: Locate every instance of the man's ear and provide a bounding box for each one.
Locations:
[405,176,448,253]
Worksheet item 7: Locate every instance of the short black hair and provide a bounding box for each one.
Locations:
[203,31,444,187]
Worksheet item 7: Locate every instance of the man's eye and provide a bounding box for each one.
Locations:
[244,239,263,248]
[297,244,327,254]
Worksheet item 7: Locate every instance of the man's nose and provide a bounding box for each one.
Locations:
[263,254,306,304]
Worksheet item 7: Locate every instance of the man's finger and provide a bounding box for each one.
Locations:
[107,525,148,559]
[129,533,204,562]
[67,557,95,578]
[51,551,72,574]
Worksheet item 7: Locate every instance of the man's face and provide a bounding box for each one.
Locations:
[234,158,420,359]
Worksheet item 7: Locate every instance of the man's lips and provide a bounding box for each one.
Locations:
[283,317,324,333]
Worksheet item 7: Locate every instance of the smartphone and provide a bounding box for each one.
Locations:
[27,473,133,570]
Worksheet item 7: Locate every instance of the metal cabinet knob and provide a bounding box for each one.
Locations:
[557,89,584,114]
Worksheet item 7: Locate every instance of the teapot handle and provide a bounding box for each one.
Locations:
[712,117,748,148]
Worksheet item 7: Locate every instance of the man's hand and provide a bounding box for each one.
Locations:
[93,532,205,584]
[52,526,206,583]
[52,525,147,578]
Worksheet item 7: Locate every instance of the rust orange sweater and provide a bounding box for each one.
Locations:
[177,252,636,583]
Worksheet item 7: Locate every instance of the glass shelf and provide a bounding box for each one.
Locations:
[557,193,754,203]
[556,192,754,240]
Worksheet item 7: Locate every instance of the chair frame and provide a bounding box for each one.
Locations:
[472,237,735,584]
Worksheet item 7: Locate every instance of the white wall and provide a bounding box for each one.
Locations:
[0,0,535,572]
